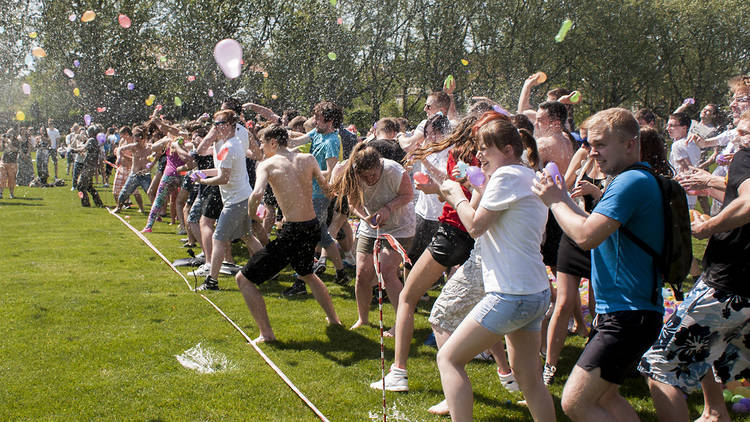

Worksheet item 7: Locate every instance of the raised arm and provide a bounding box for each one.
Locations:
[242,102,281,122]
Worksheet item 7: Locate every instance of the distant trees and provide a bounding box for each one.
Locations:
[2,0,749,129]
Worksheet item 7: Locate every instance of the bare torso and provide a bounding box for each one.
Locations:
[537,132,574,174]
[261,149,318,222]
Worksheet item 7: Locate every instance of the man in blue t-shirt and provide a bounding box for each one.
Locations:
[287,101,349,294]
[533,108,665,421]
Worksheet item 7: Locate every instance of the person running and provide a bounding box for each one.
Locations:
[74,125,104,207]
[113,126,156,213]
[436,111,554,421]
[235,124,341,342]
[370,114,479,392]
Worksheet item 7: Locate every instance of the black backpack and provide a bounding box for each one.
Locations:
[618,164,692,302]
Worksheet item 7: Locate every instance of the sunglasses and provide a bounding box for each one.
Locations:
[213,120,228,126]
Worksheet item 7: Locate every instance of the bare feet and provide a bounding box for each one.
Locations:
[325,316,342,326]
[428,399,450,415]
[253,335,275,343]
[350,319,369,330]
[383,327,395,337]
[695,408,731,422]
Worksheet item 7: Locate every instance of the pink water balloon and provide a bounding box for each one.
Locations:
[68,13,76,22]
[208,89,214,97]
[213,39,243,79]
[118,14,131,29]
[414,171,429,184]
[187,75,195,82]
[216,146,229,161]
[105,68,115,76]
[21,83,31,95]
[96,107,107,113]
[63,68,74,78]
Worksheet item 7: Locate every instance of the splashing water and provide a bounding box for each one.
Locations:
[175,343,235,374]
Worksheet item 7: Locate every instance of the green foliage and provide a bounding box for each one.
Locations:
[1,0,749,129]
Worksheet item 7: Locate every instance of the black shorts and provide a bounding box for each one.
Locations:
[241,219,320,284]
[201,186,223,220]
[556,233,591,278]
[541,210,562,267]
[577,310,663,384]
[427,222,474,268]
[407,215,440,267]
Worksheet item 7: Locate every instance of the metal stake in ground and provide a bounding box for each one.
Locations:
[373,228,387,422]
[186,248,199,291]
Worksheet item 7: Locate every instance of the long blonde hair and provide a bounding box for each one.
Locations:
[330,143,381,209]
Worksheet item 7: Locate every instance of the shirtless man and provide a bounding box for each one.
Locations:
[535,101,574,173]
[235,124,341,342]
[113,126,155,213]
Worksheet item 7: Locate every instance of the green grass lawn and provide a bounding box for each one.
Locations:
[0,174,745,421]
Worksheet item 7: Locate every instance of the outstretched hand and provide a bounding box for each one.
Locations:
[532,171,566,207]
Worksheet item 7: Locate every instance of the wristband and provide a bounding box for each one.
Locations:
[454,199,468,210]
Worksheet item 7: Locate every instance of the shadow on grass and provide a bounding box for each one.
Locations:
[270,324,385,367]
[0,201,43,206]
[10,196,43,200]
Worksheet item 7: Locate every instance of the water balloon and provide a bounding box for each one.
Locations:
[96,133,106,144]
[732,394,744,404]
[81,10,96,23]
[544,162,564,185]
[31,47,46,58]
[127,82,134,90]
[160,56,167,62]
[68,14,76,22]
[330,0,337,6]
[461,59,469,66]
[466,166,485,186]
[63,68,75,78]
[155,104,162,111]
[118,14,131,29]
[217,146,229,161]
[73,59,80,67]
[414,172,429,184]
[174,96,183,107]
[327,52,337,60]
[492,104,511,116]
[569,91,582,104]
[444,74,454,90]
[262,71,269,78]
[725,390,735,402]
[190,171,206,182]
[145,94,156,106]
[271,94,278,100]
[208,89,214,97]
[73,88,80,97]
[78,191,84,199]
[555,18,573,42]
[456,160,469,178]
[213,39,243,79]
[84,114,91,126]
[683,98,695,105]
[187,75,195,82]
[16,111,25,121]
[22,83,31,95]
[716,154,731,166]
[534,71,547,83]
[29,32,38,38]
[97,107,107,113]
[337,17,343,25]
[256,204,267,219]
[105,68,115,76]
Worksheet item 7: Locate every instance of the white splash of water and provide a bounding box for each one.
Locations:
[175,342,235,374]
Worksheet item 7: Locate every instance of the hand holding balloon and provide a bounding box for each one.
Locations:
[466,166,485,186]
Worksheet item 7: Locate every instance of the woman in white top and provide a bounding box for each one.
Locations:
[330,143,415,331]
[437,111,555,422]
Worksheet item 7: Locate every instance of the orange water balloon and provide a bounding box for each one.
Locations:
[31,47,46,58]
[81,10,96,22]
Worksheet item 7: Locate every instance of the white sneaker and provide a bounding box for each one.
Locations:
[188,263,211,277]
[498,369,520,392]
[474,350,494,361]
[369,365,408,392]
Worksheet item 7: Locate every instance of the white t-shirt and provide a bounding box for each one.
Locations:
[669,137,701,208]
[235,123,249,150]
[478,165,549,295]
[47,127,60,149]
[215,136,251,205]
[415,148,450,220]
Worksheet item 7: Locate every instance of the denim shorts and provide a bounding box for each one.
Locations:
[469,289,551,335]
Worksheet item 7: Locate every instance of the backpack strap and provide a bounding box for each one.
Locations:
[617,164,663,305]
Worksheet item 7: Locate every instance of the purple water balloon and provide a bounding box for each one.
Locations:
[96,133,106,144]
[544,162,564,185]
[466,166,485,186]
[127,82,135,90]
[73,59,80,67]
[83,114,91,126]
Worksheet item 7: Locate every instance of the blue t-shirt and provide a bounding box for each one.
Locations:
[591,164,664,314]
[308,129,341,199]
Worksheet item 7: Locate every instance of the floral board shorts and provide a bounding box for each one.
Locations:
[638,278,750,393]
[429,248,485,332]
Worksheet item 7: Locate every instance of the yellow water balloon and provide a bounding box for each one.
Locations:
[29,32,38,38]
[146,94,156,106]
[73,87,80,96]
[461,59,469,66]
[16,111,26,121]
[81,10,96,23]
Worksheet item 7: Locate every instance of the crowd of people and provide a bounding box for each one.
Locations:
[2,73,750,422]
